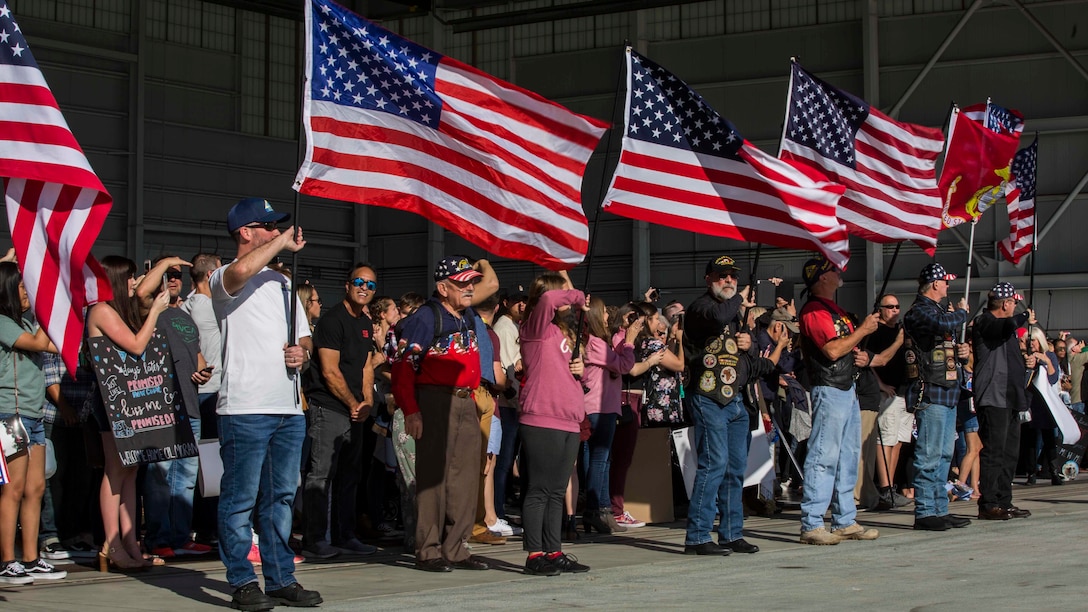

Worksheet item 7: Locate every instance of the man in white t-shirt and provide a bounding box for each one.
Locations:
[210,197,318,611]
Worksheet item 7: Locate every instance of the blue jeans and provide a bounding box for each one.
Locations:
[145,418,201,549]
[684,394,750,545]
[913,402,956,518]
[582,413,617,510]
[800,385,861,532]
[494,405,520,519]
[218,414,305,591]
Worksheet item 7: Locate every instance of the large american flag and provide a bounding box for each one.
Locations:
[779,62,945,254]
[602,50,849,269]
[0,2,112,376]
[999,139,1037,266]
[293,0,607,270]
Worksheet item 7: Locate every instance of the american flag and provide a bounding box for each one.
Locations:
[779,62,946,254]
[999,139,1037,266]
[293,0,607,270]
[0,2,112,376]
[962,101,1025,136]
[602,50,849,269]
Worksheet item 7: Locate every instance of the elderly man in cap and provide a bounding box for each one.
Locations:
[211,197,320,610]
[391,256,492,572]
[972,281,1035,520]
[797,255,880,545]
[682,255,789,555]
[902,263,972,531]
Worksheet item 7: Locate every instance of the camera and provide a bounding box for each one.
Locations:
[648,288,660,302]
[626,311,639,326]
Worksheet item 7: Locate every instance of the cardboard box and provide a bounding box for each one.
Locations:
[622,427,675,524]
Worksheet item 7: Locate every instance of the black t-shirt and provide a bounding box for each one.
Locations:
[305,303,375,415]
[869,322,907,391]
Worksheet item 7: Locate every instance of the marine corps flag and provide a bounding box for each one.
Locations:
[938,103,1022,228]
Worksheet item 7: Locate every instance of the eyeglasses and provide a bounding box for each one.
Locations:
[244,221,279,231]
[307,298,321,305]
[350,278,377,291]
[165,270,183,281]
[880,304,900,310]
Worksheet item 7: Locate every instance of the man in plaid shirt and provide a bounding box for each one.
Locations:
[902,263,970,532]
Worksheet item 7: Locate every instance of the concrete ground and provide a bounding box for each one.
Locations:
[1,480,1084,611]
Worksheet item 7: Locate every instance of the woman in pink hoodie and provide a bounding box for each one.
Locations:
[517,271,590,576]
[580,297,638,534]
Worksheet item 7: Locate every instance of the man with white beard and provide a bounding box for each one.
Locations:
[796,255,880,545]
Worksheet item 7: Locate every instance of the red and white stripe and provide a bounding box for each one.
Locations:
[998,180,1033,265]
[0,62,112,376]
[295,56,607,270]
[781,105,945,254]
[604,137,850,270]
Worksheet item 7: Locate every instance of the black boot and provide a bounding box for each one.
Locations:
[562,515,581,542]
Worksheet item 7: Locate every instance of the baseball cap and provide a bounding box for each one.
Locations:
[705,255,741,277]
[434,255,483,283]
[801,255,838,288]
[771,307,800,334]
[919,262,956,284]
[227,197,290,233]
[991,281,1023,301]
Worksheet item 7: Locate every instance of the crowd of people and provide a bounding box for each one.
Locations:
[0,198,1082,610]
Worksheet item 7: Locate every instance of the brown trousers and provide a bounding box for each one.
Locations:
[414,386,482,563]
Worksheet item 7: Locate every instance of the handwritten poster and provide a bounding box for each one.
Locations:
[88,332,197,466]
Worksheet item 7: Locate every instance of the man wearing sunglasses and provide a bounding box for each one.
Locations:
[301,264,380,559]
[211,197,320,610]
[869,294,914,511]
[902,263,971,532]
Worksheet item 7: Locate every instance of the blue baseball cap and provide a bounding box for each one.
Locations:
[227,197,290,233]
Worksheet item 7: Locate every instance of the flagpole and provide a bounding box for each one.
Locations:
[874,242,902,311]
[572,44,628,362]
[741,243,762,331]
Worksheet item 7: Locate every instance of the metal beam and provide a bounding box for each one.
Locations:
[862,0,883,304]
[887,0,984,118]
[1006,0,1088,84]
[445,0,708,34]
[127,2,146,262]
[1037,166,1088,246]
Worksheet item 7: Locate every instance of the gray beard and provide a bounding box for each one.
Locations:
[713,285,737,301]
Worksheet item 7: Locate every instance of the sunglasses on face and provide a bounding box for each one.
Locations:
[880,304,900,310]
[244,221,279,231]
[166,270,183,281]
[350,278,377,291]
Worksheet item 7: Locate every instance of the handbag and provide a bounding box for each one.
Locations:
[2,353,30,459]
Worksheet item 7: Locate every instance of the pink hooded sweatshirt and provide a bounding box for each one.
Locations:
[583,334,635,416]
[519,289,585,434]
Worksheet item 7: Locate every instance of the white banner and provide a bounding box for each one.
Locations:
[1033,371,1081,445]
[673,425,776,500]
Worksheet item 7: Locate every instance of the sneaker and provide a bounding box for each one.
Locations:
[23,558,67,580]
[246,544,304,566]
[266,582,323,607]
[614,510,646,528]
[0,561,34,585]
[174,541,213,556]
[334,538,376,555]
[374,522,404,539]
[487,518,523,537]
[799,527,843,545]
[301,542,340,560]
[40,542,71,561]
[150,547,177,558]
[231,582,274,612]
[831,523,879,541]
[65,541,99,559]
[547,552,589,573]
[523,554,560,577]
[893,492,914,507]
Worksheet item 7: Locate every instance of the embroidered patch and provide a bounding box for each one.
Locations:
[720,366,737,385]
[699,371,717,392]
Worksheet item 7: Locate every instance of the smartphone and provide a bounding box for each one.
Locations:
[677,313,684,331]
[144,259,152,273]
[648,288,660,302]
[162,273,169,289]
[200,366,214,374]
[626,311,638,326]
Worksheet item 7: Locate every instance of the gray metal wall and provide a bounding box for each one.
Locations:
[4,0,1087,335]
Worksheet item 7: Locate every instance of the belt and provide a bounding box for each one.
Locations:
[421,385,473,399]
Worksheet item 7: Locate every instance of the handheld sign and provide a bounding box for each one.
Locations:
[88,332,198,466]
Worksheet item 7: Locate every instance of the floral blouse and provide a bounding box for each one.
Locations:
[637,336,685,426]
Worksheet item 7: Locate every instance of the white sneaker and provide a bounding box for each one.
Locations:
[0,561,35,585]
[488,518,523,537]
[23,558,67,580]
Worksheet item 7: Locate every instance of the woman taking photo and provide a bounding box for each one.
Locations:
[580,297,637,534]
[517,271,590,576]
[87,256,170,571]
[0,262,66,585]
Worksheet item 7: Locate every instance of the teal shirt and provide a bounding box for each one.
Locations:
[0,315,46,419]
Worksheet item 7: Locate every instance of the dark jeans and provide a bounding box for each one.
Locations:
[39,422,59,545]
[582,413,617,510]
[302,404,364,547]
[520,424,579,554]
[977,405,1021,511]
[44,422,95,543]
[494,405,520,519]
